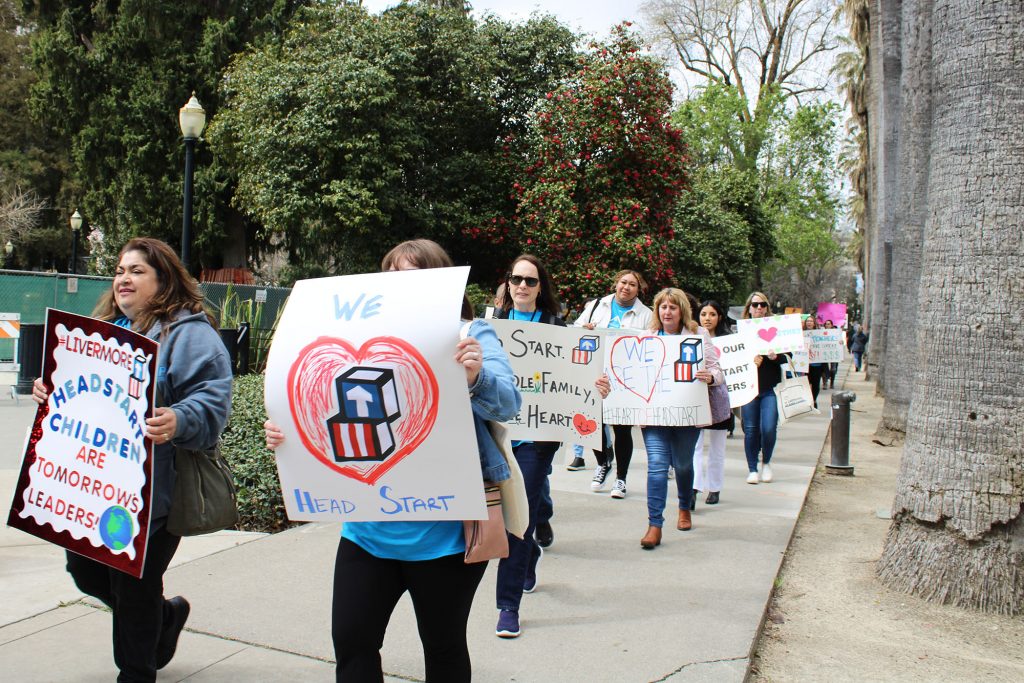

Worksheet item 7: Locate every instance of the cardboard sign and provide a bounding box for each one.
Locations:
[815,302,848,328]
[488,319,603,450]
[737,314,805,356]
[264,267,488,522]
[709,333,758,408]
[602,332,712,427]
[7,310,157,578]
[805,329,846,363]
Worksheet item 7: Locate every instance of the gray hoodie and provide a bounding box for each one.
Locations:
[149,311,233,525]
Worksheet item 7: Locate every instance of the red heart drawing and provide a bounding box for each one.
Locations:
[573,413,597,436]
[609,336,667,403]
[287,336,439,485]
[758,327,778,342]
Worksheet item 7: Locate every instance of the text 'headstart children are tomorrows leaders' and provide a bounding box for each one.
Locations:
[7,309,158,578]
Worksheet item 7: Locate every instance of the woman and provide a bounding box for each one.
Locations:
[823,319,839,388]
[741,292,788,484]
[804,316,826,409]
[604,288,722,549]
[492,254,564,638]
[574,270,652,497]
[850,324,869,372]
[265,239,520,681]
[33,238,233,682]
[692,300,733,506]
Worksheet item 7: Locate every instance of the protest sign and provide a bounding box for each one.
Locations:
[264,267,487,522]
[7,310,157,578]
[737,314,805,356]
[709,333,758,408]
[815,302,848,328]
[805,329,846,363]
[602,332,712,426]
[790,346,810,373]
[488,319,603,450]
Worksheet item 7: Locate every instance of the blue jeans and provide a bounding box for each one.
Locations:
[496,442,558,612]
[741,389,779,472]
[853,351,864,371]
[641,426,700,528]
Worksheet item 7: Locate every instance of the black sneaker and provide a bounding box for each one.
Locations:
[535,521,554,548]
[591,463,611,491]
[567,456,586,471]
[156,596,190,669]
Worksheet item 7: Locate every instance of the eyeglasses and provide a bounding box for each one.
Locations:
[749,301,769,309]
[508,275,539,287]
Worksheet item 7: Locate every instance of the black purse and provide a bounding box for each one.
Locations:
[166,444,239,536]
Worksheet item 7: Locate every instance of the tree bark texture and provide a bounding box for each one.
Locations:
[861,0,882,359]
[877,0,1024,615]
[865,0,900,389]
[881,0,929,433]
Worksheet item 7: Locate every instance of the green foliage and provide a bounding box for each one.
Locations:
[480,25,689,307]
[212,3,578,281]
[220,374,289,532]
[24,0,308,270]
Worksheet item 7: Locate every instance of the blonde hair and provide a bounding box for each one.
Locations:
[650,288,698,334]
[742,291,772,319]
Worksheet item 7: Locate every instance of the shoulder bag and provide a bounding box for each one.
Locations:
[167,444,239,536]
[774,363,820,426]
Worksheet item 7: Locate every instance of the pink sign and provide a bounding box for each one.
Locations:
[815,302,848,328]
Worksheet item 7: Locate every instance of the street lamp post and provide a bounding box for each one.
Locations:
[69,210,83,274]
[178,92,207,273]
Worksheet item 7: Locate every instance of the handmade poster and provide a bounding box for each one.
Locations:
[264,267,487,522]
[805,329,846,363]
[488,319,603,450]
[602,332,712,426]
[709,333,759,408]
[7,310,157,578]
[790,346,810,373]
[816,302,848,328]
[736,314,805,356]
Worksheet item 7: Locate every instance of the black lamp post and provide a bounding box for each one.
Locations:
[69,210,83,274]
[178,92,207,273]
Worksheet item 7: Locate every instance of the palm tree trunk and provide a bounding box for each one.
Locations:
[877,0,1024,615]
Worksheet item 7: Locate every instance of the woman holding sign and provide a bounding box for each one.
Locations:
[692,300,733,506]
[803,316,826,409]
[741,292,789,484]
[574,270,652,498]
[33,238,233,681]
[492,254,564,638]
[265,239,521,682]
[604,288,722,549]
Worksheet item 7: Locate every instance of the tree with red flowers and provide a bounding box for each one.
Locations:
[476,25,689,309]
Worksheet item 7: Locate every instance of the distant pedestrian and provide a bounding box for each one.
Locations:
[33,238,233,682]
[573,270,653,498]
[823,319,838,388]
[803,316,826,409]
[850,325,869,372]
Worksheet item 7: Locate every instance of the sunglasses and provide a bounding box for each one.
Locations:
[750,301,769,309]
[508,275,540,287]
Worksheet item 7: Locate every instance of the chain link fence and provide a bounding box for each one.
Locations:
[0,270,291,373]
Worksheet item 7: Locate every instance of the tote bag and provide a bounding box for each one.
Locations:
[774,364,819,425]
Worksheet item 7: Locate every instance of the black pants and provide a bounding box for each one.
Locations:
[808,365,825,407]
[66,525,181,683]
[591,424,634,480]
[332,538,487,682]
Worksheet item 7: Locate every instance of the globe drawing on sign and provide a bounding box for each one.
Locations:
[99,506,134,551]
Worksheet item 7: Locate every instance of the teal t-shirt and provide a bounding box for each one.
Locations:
[609,300,629,329]
[342,520,463,561]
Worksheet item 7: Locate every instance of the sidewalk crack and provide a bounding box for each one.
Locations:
[651,655,748,682]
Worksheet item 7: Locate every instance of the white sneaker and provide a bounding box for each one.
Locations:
[746,471,759,485]
[610,479,627,499]
[761,464,773,483]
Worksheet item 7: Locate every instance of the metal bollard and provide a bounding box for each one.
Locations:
[826,391,857,475]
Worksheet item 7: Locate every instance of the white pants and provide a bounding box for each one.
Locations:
[693,429,727,492]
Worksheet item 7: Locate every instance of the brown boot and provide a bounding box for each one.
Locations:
[677,509,692,531]
[640,525,662,549]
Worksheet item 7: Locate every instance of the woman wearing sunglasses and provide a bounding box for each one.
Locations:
[740,292,789,484]
[574,270,652,498]
[491,255,565,638]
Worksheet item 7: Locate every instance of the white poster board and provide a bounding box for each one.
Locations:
[790,346,810,373]
[488,319,603,450]
[264,268,487,522]
[709,333,758,408]
[805,329,846,363]
[737,314,806,356]
[602,333,712,426]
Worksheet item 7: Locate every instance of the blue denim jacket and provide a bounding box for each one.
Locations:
[466,319,522,482]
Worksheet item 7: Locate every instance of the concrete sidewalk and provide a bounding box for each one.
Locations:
[0,368,852,682]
